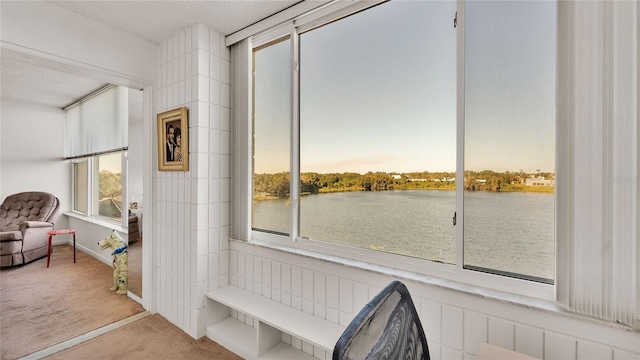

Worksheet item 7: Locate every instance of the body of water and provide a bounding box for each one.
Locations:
[253,190,554,281]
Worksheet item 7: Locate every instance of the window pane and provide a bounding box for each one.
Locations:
[252,38,291,235]
[298,1,456,262]
[464,1,556,282]
[73,161,88,213]
[96,153,122,220]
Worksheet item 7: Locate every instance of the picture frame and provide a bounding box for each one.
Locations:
[157,107,189,171]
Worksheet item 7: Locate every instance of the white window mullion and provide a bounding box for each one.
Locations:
[455,0,465,272]
[291,27,301,241]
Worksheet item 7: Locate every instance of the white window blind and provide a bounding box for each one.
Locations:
[65,85,128,158]
[556,0,638,327]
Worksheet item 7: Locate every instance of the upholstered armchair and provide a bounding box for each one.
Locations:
[0,192,60,267]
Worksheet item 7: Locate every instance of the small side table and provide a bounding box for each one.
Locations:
[47,229,76,268]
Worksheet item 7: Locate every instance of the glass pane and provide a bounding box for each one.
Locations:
[464,1,556,282]
[96,153,122,220]
[298,1,457,263]
[73,161,88,213]
[252,38,292,235]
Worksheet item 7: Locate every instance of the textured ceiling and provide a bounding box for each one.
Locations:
[1,0,300,108]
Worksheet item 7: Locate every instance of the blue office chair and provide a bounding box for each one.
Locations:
[333,280,430,360]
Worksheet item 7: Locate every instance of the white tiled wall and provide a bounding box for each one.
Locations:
[155,23,231,339]
[228,242,640,360]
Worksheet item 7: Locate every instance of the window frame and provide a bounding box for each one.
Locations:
[244,0,556,301]
[71,150,128,228]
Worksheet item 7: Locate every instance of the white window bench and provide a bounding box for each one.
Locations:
[206,286,346,359]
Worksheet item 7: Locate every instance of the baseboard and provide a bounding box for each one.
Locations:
[59,240,112,267]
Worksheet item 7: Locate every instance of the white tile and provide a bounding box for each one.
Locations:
[353,282,368,314]
[221,83,230,107]
[281,264,291,292]
[161,40,168,64]
[173,60,179,84]
[196,178,208,204]
[185,77,192,101]
[442,305,463,350]
[179,29,186,57]
[197,152,209,179]
[220,106,230,131]
[237,252,245,277]
[220,155,230,178]
[185,51,193,80]
[197,49,209,77]
[578,340,612,360]
[197,100,210,127]
[253,256,262,284]
[271,262,281,290]
[161,63,168,87]
[210,29,221,56]
[463,311,487,355]
[339,278,353,312]
[421,299,442,344]
[515,324,543,359]
[179,55,186,81]
[229,250,238,275]
[545,332,576,360]
[197,254,207,283]
[245,254,253,281]
[339,311,352,327]
[198,75,209,102]
[314,272,325,304]
[292,295,302,310]
[209,153,220,178]
[313,302,325,318]
[488,318,514,351]
[209,179,220,204]
[302,340,313,355]
[442,345,463,360]
[208,228,219,253]
[178,79,185,104]
[196,229,207,255]
[167,37,173,64]
[326,275,339,309]
[302,269,313,300]
[220,42,230,60]
[292,266,302,296]
[221,59,231,84]
[173,33,180,59]
[195,23,210,51]
[191,281,206,309]
[210,55,220,80]
[208,203,220,228]
[263,260,272,286]
[313,347,326,360]
[614,349,640,360]
[220,130,230,154]
[327,307,339,324]
[210,80,220,105]
[219,251,229,280]
[210,104,220,129]
[219,227,229,249]
[429,342,441,360]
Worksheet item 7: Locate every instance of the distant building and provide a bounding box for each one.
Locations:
[526,177,555,186]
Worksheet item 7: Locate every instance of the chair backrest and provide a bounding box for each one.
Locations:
[333,280,430,360]
[0,192,60,231]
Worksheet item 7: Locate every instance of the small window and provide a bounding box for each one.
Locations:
[95,152,123,221]
[72,160,88,214]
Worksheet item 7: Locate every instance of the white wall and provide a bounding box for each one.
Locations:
[230,242,640,360]
[0,99,71,229]
[154,24,232,338]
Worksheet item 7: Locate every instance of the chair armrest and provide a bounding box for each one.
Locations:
[20,221,54,232]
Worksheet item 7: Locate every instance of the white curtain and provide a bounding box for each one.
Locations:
[65,85,129,158]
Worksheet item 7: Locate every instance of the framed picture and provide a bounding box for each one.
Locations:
[157,107,189,171]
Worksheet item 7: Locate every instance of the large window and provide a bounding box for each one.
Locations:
[250,0,556,293]
[66,85,134,226]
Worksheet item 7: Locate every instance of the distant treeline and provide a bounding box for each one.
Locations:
[253,170,555,199]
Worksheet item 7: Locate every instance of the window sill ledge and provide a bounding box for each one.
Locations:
[64,212,126,233]
[232,238,639,334]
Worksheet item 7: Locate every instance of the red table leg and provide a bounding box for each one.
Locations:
[47,234,53,268]
[73,231,76,263]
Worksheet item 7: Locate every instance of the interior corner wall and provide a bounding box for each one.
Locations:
[0,99,71,229]
[155,23,232,339]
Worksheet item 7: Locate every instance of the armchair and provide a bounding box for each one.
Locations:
[0,192,60,267]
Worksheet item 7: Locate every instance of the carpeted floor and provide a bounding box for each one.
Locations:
[46,314,242,360]
[0,245,144,360]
